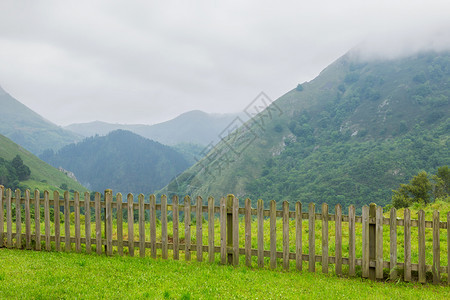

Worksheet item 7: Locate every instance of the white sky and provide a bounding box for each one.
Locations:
[1,0,450,126]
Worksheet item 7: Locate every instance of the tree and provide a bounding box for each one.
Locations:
[296,84,304,91]
[433,165,449,199]
[392,171,432,208]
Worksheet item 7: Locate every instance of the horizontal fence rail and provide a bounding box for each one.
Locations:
[0,186,449,284]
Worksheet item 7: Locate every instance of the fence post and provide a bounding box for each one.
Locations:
[226,194,233,265]
[368,203,376,281]
[105,189,113,256]
[0,185,4,248]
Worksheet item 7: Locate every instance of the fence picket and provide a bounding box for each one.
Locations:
[85,192,92,254]
[116,193,123,256]
[208,196,214,263]
[95,192,102,255]
[220,196,226,265]
[184,196,191,261]
[432,210,440,284]
[127,193,134,257]
[389,207,397,280]
[321,203,328,274]
[45,190,51,251]
[295,202,302,271]
[74,191,81,253]
[404,208,411,281]
[64,191,70,252]
[257,199,264,268]
[0,186,3,247]
[362,205,369,278]
[308,203,315,272]
[54,191,60,251]
[6,189,12,248]
[283,201,289,271]
[335,204,342,275]
[139,194,145,258]
[348,205,356,276]
[162,195,168,259]
[196,196,203,262]
[245,198,252,267]
[105,190,113,256]
[15,189,21,249]
[25,190,31,249]
[447,212,450,285]
[418,210,426,283]
[232,195,239,266]
[34,189,41,251]
[173,195,180,260]
[375,206,383,279]
[270,200,277,270]
[150,194,156,259]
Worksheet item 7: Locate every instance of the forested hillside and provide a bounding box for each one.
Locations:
[164,51,450,210]
[41,130,190,194]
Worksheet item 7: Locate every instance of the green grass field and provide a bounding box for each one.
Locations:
[0,248,449,299]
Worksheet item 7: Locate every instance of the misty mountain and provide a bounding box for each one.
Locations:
[0,86,82,155]
[163,51,450,210]
[40,130,190,195]
[64,110,248,146]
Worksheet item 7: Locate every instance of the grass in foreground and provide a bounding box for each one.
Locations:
[0,248,449,299]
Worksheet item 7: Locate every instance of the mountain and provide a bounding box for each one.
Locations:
[0,134,86,193]
[163,51,450,211]
[0,86,82,155]
[64,110,248,146]
[40,130,190,195]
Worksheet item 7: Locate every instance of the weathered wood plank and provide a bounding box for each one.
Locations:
[139,193,145,258]
[162,195,168,259]
[196,196,203,262]
[321,203,328,274]
[448,212,450,285]
[257,199,264,268]
[207,196,214,263]
[376,206,383,279]
[0,186,3,248]
[35,189,41,250]
[105,190,113,256]
[348,205,356,276]
[335,204,342,276]
[245,198,252,267]
[64,191,70,252]
[85,192,92,254]
[270,199,277,270]
[361,205,369,278]
[6,189,12,248]
[15,189,22,249]
[295,202,302,271]
[219,196,226,265]
[232,195,239,266]
[127,193,134,257]
[95,192,102,255]
[283,201,289,271]
[173,195,180,260]
[309,203,315,272]
[389,207,397,280]
[418,209,426,283]
[369,203,376,281]
[150,194,156,258]
[227,195,233,265]
[116,193,123,256]
[184,196,191,261]
[404,208,411,282]
[54,191,60,251]
[44,190,51,251]
[74,191,81,253]
[432,210,440,284]
[25,189,31,249]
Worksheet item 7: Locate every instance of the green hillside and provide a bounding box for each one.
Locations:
[0,134,87,193]
[0,86,82,155]
[163,51,450,210]
[41,130,190,195]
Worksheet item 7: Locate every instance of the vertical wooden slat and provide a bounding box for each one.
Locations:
[173,195,180,260]
[54,191,60,251]
[321,203,328,274]
[375,206,383,279]
[184,196,191,261]
[418,209,426,283]
[15,189,22,249]
[0,186,3,248]
[335,204,342,276]
[257,199,264,268]
[196,196,203,262]
[295,202,302,271]
[361,205,369,278]
[95,192,102,255]
[232,195,239,266]
[139,193,145,258]
[308,202,315,272]
[208,196,214,263]
[74,191,81,253]
[404,208,411,281]
[105,190,113,256]
[161,195,168,259]
[227,195,233,265]
[25,189,31,249]
[389,207,397,280]
[34,189,41,251]
[44,190,51,251]
[245,198,252,267]
[149,194,156,259]
[283,201,289,271]
[348,205,356,276]
[220,196,226,265]
[369,203,376,281]
[432,210,440,284]
[116,193,123,256]
[270,199,277,270]
[127,193,134,257]
[6,189,12,248]
[64,191,70,252]
[447,212,450,285]
[85,192,91,254]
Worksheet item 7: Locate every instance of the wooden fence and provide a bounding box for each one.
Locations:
[0,186,449,284]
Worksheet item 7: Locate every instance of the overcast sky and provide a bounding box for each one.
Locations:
[1,1,450,126]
